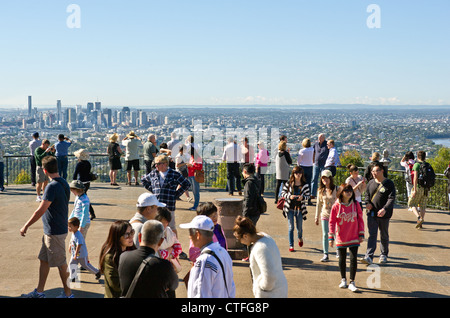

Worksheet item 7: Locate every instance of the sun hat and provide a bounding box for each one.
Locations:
[127,131,137,139]
[179,215,215,232]
[109,133,119,142]
[69,180,85,190]
[321,169,332,178]
[74,149,89,161]
[136,193,166,208]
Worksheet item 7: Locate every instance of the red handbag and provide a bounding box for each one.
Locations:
[276,198,285,210]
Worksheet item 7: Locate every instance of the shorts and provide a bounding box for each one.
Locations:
[38,233,67,267]
[408,186,428,208]
[126,159,140,171]
[36,166,49,183]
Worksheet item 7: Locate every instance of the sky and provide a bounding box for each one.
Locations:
[0,0,449,108]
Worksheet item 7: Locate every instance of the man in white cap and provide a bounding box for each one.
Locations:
[130,193,166,247]
[180,215,236,298]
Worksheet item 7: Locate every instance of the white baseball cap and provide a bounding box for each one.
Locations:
[179,215,215,232]
[136,193,166,208]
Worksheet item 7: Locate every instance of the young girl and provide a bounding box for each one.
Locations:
[345,164,366,210]
[69,180,91,238]
[99,220,136,298]
[280,165,310,252]
[315,169,337,262]
[329,184,365,292]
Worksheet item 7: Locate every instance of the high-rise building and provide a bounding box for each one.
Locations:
[57,100,62,122]
[87,102,94,113]
[95,102,101,111]
[28,96,32,117]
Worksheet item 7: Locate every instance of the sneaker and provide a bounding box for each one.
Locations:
[348,281,358,292]
[298,239,304,248]
[95,271,101,280]
[187,197,193,202]
[379,255,388,264]
[360,257,373,265]
[320,254,329,262]
[36,195,42,202]
[289,247,294,252]
[0,187,5,192]
[242,256,249,262]
[21,288,45,298]
[56,292,74,298]
[339,278,348,288]
[416,218,424,229]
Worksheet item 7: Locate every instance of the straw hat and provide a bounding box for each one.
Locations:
[109,133,119,142]
[127,131,137,139]
[74,149,89,161]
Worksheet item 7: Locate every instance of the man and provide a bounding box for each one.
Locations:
[362,162,396,265]
[0,140,4,192]
[311,134,329,198]
[20,156,73,298]
[143,134,159,175]
[364,152,387,182]
[118,220,179,298]
[34,140,55,202]
[54,134,72,180]
[408,151,432,229]
[141,155,191,237]
[324,139,340,177]
[242,163,261,226]
[241,137,255,164]
[122,131,142,186]
[180,215,236,298]
[222,137,242,196]
[28,132,41,187]
[130,192,166,247]
[167,131,181,157]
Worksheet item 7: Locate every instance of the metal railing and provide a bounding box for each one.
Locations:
[3,154,449,210]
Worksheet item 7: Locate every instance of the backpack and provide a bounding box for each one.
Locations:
[418,161,435,189]
[405,161,415,184]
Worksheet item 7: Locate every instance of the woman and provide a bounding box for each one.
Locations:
[329,184,365,292]
[280,165,310,252]
[99,220,136,298]
[315,169,337,262]
[187,150,203,211]
[73,149,95,219]
[297,138,314,205]
[107,133,122,186]
[275,141,292,204]
[233,216,288,298]
[400,151,415,198]
[444,160,450,211]
[345,164,366,209]
[175,145,192,202]
[255,141,270,196]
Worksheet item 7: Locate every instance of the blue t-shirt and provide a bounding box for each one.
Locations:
[42,177,70,235]
[55,140,72,156]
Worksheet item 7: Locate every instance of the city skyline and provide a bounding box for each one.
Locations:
[0,1,449,108]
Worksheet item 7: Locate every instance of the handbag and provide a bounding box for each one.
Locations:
[194,169,205,183]
[276,198,285,210]
[89,172,98,181]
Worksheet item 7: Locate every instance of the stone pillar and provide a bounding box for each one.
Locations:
[214,197,247,260]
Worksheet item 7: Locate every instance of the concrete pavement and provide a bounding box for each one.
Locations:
[0,183,449,298]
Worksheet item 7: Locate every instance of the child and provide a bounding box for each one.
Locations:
[329,184,365,292]
[69,180,91,238]
[345,164,366,209]
[68,217,101,281]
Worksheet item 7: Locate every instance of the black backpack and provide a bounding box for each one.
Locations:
[418,161,435,189]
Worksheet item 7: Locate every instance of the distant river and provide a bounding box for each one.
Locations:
[431,138,450,147]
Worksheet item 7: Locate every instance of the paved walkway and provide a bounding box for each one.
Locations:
[0,183,449,298]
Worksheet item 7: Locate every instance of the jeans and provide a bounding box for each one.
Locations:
[57,156,69,180]
[0,162,4,189]
[321,219,329,255]
[287,209,303,247]
[311,165,325,197]
[30,156,37,185]
[226,162,241,194]
[365,214,390,260]
[189,176,200,209]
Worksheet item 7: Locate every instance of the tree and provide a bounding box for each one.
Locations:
[14,169,31,184]
[339,150,364,168]
[428,147,450,174]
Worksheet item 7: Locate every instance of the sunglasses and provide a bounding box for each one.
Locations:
[122,229,135,239]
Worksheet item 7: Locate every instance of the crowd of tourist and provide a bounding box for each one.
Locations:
[4,130,449,298]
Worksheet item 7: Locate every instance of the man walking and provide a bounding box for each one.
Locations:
[20,156,73,298]
[29,132,41,187]
[311,134,329,198]
[362,162,396,265]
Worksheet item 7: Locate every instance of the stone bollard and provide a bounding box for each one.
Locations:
[214,197,247,260]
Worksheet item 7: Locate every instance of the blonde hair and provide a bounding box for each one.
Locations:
[155,154,169,164]
[109,133,119,142]
[302,138,311,148]
[278,141,287,151]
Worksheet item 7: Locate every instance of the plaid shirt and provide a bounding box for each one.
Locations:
[141,168,191,212]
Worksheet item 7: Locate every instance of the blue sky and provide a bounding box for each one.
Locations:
[0,0,449,108]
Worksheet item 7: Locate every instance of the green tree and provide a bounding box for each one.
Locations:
[339,150,364,168]
[14,169,31,184]
[428,147,450,173]
[212,162,227,188]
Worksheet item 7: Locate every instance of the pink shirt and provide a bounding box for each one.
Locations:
[329,201,364,248]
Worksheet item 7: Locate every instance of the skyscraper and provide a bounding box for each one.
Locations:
[28,96,32,117]
[57,100,62,122]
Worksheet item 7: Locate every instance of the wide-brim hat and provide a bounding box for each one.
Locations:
[74,149,89,161]
[109,133,119,142]
[127,131,137,139]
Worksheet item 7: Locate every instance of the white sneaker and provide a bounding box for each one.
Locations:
[348,281,358,292]
[36,195,42,202]
[379,255,387,264]
[339,278,347,288]
[320,254,329,262]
